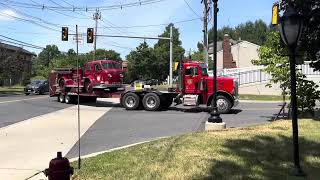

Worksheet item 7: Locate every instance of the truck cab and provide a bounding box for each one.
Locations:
[180,60,239,113]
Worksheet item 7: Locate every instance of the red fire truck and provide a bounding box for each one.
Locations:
[49,60,125,103]
[49,59,238,113]
[120,60,238,113]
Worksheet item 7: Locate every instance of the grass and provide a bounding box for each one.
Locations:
[240,94,289,101]
[0,86,24,95]
[72,119,320,180]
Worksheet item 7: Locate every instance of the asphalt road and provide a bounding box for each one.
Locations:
[0,94,283,158]
[0,94,72,128]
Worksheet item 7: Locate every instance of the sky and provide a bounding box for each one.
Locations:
[0,0,275,59]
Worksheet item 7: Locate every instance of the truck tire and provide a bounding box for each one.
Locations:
[211,95,232,114]
[84,80,93,93]
[65,95,74,104]
[142,93,161,111]
[59,93,65,103]
[122,92,140,110]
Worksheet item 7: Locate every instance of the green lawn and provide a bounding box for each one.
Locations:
[72,120,320,180]
[240,94,288,101]
[0,86,24,95]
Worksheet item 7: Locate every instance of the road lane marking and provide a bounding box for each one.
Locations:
[0,104,111,180]
[0,96,47,104]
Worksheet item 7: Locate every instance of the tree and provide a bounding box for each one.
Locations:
[208,20,269,45]
[280,0,320,70]
[126,42,158,81]
[252,31,320,112]
[154,23,185,80]
[89,49,122,61]
[37,45,61,67]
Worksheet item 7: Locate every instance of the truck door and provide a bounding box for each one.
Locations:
[184,66,200,94]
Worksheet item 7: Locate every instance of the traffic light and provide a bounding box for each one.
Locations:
[87,28,94,43]
[61,27,68,41]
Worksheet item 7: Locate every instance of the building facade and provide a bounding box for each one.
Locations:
[0,43,36,86]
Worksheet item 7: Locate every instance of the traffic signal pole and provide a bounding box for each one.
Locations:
[76,25,81,170]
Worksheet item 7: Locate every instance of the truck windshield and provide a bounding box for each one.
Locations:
[102,63,121,69]
[200,64,208,76]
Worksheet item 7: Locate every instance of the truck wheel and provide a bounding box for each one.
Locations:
[84,80,93,93]
[122,93,140,110]
[59,93,65,103]
[142,93,161,111]
[211,95,232,114]
[65,95,74,104]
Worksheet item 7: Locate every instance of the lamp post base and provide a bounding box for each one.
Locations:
[289,167,305,177]
[208,108,222,123]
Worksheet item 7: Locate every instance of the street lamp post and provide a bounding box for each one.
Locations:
[278,5,305,176]
[208,0,222,123]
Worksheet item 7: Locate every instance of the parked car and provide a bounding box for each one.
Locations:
[24,80,49,95]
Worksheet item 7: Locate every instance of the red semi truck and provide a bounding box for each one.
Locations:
[120,60,239,113]
[49,59,238,113]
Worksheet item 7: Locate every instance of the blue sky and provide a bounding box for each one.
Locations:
[0,0,274,59]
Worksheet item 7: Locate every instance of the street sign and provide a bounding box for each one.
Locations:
[73,34,83,44]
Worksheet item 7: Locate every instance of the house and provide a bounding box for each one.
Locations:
[0,42,36,85]
[209,34,260,69]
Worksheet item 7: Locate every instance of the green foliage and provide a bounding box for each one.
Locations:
[126,42,158,81]
[208,20,269,45]
[253,31,320,112]
[37,45,61,67]
[31,76,47,80]
[280,0,320,70]
[297,78,320,112]
[153,24,185,78]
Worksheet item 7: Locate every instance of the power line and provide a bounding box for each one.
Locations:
[98,18,201,29]
[0,38,44,49]
[0,12,60,32]
[183,0,202,19]
[0,34,44,49]
[3,0,166,12]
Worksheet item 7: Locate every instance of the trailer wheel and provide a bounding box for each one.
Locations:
[59,93,65,103]
[142,93,161,111]
[65,95,74,104]
[211,95,232,114]
[122,92,140,110]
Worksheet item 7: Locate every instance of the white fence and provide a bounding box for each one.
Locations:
[209,62,320,85]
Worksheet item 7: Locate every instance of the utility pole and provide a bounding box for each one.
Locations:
[169,25,173,87]
[202,0,209,67]
[93,8,101,57]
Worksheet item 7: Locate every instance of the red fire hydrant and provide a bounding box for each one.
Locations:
[44,152,74,180]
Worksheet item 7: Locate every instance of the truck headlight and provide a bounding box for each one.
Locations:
[119,74,124,78]
[108,74,112,78]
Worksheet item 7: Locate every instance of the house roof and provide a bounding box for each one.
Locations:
[0,42,36,56]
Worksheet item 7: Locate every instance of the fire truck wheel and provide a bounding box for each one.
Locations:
[122,92,140,110]
[59,93,65,103]
[84,80,93,93]
[212,95,232,114]
[143,93,161,111]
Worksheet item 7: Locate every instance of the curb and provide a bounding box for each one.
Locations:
[239,100,289,103]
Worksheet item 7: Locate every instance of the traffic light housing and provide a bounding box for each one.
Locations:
[87,28,94,43]
[62,27,68,41]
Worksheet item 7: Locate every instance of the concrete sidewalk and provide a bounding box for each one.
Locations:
[0,104,111,180]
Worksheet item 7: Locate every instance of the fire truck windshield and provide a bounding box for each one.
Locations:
[102,63,121,69]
